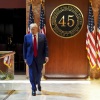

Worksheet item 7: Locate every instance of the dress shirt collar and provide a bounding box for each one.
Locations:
[32,33,38,37]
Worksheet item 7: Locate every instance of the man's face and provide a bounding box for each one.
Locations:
[31,27,38,34]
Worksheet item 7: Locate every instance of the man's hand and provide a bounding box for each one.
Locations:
[45,57,49,63]
[24,59,27,65]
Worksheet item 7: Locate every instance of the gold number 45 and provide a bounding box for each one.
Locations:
[58,15,75,27]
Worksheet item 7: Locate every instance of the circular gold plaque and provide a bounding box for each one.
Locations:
[50,4,84,38]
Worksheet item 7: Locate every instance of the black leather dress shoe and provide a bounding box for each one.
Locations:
[32,91,36,96]
[38,86,41,91]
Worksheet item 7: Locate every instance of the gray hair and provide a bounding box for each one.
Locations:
[30,23,38,30]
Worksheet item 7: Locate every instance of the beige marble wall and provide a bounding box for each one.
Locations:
[91,0,100,32]
[90,0,100,79]
[26,0,45,33]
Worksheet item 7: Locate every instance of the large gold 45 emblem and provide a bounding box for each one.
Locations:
[58,15,75,27]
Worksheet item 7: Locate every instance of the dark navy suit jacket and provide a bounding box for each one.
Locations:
[23,33,48,66]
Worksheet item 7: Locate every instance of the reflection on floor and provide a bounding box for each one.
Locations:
[0,78,100,100]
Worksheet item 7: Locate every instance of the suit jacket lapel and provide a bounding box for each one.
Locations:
[38,33,41,43]
[30,33,33,47]
[38,33,42,49]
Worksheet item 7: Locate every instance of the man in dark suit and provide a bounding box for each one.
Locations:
[23,23,49,96]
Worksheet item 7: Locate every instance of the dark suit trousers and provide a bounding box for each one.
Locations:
[29,57,43,91]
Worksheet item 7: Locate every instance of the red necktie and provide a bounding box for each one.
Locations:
[33,35,37,57]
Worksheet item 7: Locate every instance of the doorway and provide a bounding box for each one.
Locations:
[0,9,26,74]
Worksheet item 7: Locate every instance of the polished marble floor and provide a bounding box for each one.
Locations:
[0,76,100,100]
